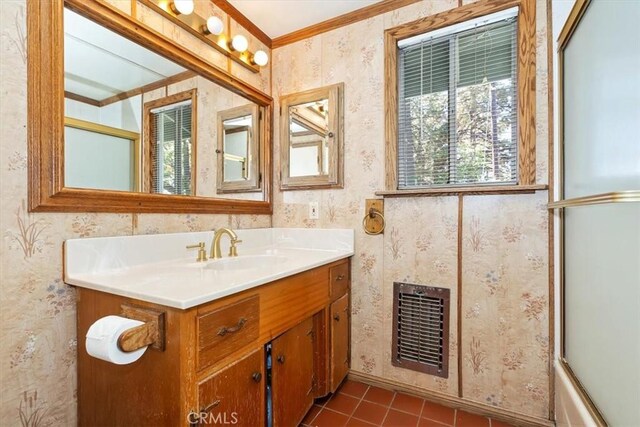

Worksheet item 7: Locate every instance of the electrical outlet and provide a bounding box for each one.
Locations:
[309,201,319,219]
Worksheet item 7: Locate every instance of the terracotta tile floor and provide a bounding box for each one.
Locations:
[300,380,515,427]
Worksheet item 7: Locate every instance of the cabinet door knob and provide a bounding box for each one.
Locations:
[277,354,285,364]
[336,274,345,281]
[252,372,262,382]
[334,314,340,321]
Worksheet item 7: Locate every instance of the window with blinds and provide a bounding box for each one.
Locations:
[150,100,193,195]
[397,9,518,188]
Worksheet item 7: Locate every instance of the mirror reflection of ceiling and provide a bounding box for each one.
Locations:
[224,115,253,131]
[290,100,329,135]
[64,9,186,102]
[228,0,380,38]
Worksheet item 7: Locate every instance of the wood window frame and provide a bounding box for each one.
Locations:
[143,89,197,196]
[382,0,542,197]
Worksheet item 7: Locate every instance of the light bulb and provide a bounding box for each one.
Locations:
[170,0,194,15]
[204,16,223,35]
[230,35,249,53]
[252,50,269,66]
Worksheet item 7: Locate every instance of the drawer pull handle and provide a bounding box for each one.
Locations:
[252,372,262,382]
[334,314,340,321]
[277,354,285,364]
[336,274,345,281]
[202,399,220,413]
[217,318,246,336]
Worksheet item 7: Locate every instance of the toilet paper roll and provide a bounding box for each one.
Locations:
[85,315,148,365]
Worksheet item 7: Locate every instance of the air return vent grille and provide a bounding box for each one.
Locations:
[392,282,450,378]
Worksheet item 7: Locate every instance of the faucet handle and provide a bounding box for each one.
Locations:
[229,239,242,257]
[186,242,208,262]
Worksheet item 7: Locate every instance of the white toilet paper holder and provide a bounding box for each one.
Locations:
[117,304,166,352]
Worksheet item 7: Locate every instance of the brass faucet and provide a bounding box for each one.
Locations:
[186,242,208,262]
[211,228,242,259]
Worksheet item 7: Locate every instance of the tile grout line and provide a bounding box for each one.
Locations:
[310,382,501,427]
[324,382,371,425]
[379,391,396,426]
[349,384,369,423]
[343,383,367,422]
[415,399,426,427]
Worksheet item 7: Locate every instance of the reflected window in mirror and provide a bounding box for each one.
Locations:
[280,83,343,190]
[217,105,260,193]
[144,91,196,196]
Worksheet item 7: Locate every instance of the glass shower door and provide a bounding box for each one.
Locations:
[556,0,640,425]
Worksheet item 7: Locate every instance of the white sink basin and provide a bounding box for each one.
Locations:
[202,255,288,271]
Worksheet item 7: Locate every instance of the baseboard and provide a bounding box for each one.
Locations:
[348,371,554,427]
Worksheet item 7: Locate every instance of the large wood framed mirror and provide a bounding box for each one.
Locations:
[27,0,272,214]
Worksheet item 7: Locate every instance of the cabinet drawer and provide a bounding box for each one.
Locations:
[329,261,350,301]
[197,295,259,371]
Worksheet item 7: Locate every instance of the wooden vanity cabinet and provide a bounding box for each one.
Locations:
[76,258,350,427]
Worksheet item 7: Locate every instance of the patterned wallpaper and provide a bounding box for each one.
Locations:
[271,0,551,421]
[0,0,551,424]
[0,0,271,424]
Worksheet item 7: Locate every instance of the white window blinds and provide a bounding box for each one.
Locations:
[150,101,193,195]
[397,10,518,188]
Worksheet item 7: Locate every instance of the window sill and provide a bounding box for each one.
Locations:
[375,184,548,198]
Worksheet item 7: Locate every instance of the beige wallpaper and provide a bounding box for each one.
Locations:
[271,0,551,421]
[0,0,271,424]
[0,0,551,424]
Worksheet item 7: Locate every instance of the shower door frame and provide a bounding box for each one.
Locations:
[552,0,640,425]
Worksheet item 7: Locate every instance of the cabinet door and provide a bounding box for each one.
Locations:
[197,347,264,427]
[272,317,314,427]
[331,293,350,390]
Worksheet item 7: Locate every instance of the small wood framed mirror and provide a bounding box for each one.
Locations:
[280,83,344,190]
[217,105,261,193]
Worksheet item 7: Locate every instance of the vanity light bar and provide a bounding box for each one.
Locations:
[142,0,268,74]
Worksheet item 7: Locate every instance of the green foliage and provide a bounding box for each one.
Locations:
[405,78,516,186]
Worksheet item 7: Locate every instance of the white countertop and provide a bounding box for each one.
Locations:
[64,228,354,309]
